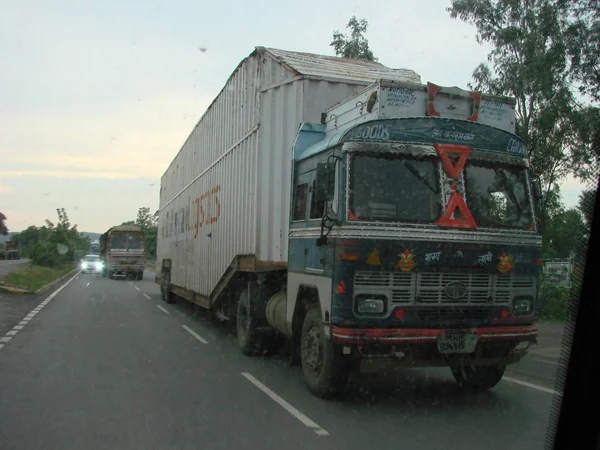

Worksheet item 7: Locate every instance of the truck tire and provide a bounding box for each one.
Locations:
[451,363,506,392]
[236,287,264,356]
[138,271,144,280]
[301,305,349,398]
[161,283,174,304]
[108,271,113,279]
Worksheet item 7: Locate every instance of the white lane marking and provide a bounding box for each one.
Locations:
[134,286,140,291]
[0,344,3,350]
[241,372,330,437]
[143,293,151,300]
[156,305,170,315]
[533,358,559,365]
[128,281,133,286]
[181,325,208,344]
[86,283,90,287]
[0,272,79,353]
[503,376,559,395]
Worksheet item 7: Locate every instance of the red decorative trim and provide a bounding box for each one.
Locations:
[434,144,471,180]
[331,326,538,345]
[436,191,478,229]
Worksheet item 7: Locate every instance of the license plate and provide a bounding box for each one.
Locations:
[437,332,478,354]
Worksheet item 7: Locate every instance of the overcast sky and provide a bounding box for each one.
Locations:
[0,0,588,233]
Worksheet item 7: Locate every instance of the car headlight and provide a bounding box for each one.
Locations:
[95,262,103,269]
[355,295,387,315]
[513,296,533,315]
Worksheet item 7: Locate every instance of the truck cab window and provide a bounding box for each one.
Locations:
[310,180,325,219]
[293,183,308,221]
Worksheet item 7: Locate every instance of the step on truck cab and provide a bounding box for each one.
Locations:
[156,48,542,398]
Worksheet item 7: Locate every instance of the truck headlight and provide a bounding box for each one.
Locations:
[355,295,386,315]
[513,296,533,315]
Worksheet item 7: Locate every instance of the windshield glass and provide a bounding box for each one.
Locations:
[350,153,441,222]
[83,255,100,262]
[464,162,533,229]
[110,234,128,249]
[129,235,144,249]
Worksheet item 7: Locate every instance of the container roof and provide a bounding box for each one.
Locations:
[262,47,421,85]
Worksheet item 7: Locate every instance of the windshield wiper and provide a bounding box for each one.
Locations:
[404,162,438,196]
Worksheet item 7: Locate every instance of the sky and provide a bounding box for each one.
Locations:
[0,0,590,233]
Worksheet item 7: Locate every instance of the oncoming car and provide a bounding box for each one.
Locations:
[80,255,103,274]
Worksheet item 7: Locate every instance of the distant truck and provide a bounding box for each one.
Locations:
[0,241,21,260]
[156,47,542,398]
[100,225,146,280]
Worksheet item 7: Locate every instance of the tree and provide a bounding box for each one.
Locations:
[578,188,597,231]
[542,208,587,259]
[331,16,377,61]
[135,207,157,229]
[0,212,7,235]
[558,0,600,102]
[447,0,598,207]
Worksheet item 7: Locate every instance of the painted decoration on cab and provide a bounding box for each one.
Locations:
[497,252,514,273]
[397,250,416,272]
[434,144,477,229]
[366,248,381,266]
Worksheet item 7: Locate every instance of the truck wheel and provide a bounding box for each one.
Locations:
[108,271,113,279]
[161,283,174,304]
[451,363,506,392]
[138,271,144,280]
[301,305,349,398]
[236,287,264,356]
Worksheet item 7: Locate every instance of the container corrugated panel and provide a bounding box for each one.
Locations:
[158,47,422,299]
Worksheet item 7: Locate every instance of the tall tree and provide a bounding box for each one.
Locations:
[331,16,377,61]
[558,0,600,102]
[135,207,157,229]
[447,0,598,206]
[0,212,7,235]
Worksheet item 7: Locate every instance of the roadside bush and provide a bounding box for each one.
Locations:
[539,284,570,321]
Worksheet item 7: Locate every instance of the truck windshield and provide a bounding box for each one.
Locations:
[110,234,128,249]
[349,153,441,222]
[129,235,144,249]
[463,162,533,229]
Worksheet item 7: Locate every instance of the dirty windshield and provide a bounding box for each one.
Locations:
[464,162,533,229]
[350,153,440,222]
[0,1,596,449]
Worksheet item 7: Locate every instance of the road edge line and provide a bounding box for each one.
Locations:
[241,372,330,437]
[0,271,80,353]
[503,376,560,396]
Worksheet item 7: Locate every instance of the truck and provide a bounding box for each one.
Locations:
[0,241,21,260]
[90,240,100,255]
[156,47,543,398]
[100,225,146,280]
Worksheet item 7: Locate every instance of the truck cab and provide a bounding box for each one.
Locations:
[260,81,543,397]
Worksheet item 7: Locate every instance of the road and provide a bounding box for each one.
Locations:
[0,258,28,279]
[0,270,564,450]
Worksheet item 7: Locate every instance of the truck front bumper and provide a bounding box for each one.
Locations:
[332,325,538,344]
[332,325,538,368]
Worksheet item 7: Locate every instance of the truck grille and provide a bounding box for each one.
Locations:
[416,307,490,321]
[353,271,535,306]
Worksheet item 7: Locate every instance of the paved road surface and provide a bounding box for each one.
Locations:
[0,271,564,449]
[0,258,28,279]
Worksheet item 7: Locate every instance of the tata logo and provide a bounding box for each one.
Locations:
[444,281,468,299]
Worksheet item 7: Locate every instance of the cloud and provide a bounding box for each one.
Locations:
[0,184,12,193]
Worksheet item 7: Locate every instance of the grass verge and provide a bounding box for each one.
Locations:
[2,263,76,292]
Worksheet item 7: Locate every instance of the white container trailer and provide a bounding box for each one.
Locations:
[157,47,421,309]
